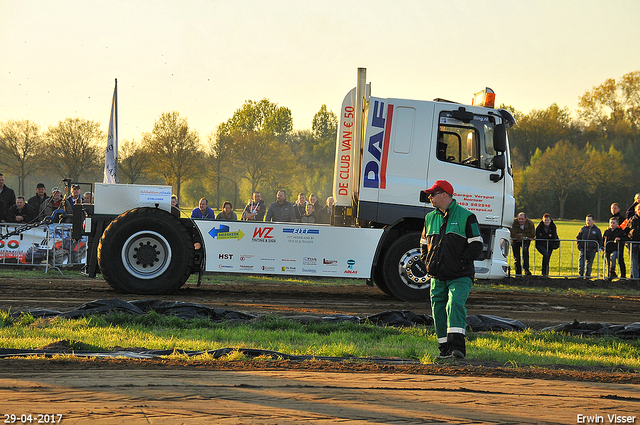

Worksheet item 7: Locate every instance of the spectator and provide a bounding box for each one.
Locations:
[626,203,640,279]
[317,196,334,224]
[28,183,49,214]
[626,193,640,220]
[65,184,82,211]
[83,192,93,204]
[0,199,5,223]
[0,173,16,220]
[170,194,180,218]
[242,192,266,221]
[39,187,68,222]
[603,217,627,280]
[191,197,215,219]
[535,213,559,277]
[300,203,316,223]
[308,193,319,211]
[7,195,36,224]
[293,192,307,222]
[265,189,296,223]
[216,201,238,221]
[576,214,603,278]
[610,202,626,278]
[510,212,535,276]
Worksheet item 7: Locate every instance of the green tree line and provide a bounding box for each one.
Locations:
[1,70,638,218]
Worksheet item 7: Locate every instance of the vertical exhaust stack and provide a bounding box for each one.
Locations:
[332,68,368,226]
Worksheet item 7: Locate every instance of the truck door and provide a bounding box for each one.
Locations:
[427,105,507,228]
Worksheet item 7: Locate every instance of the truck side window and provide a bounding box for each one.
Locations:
[437,112,498,170]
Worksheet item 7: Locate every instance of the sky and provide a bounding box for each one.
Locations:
[1,0,639,144]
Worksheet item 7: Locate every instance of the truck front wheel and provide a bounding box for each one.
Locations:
[98,207,194,294]
[381,232,430,302]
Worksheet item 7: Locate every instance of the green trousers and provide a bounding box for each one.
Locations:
[430,276,473,343]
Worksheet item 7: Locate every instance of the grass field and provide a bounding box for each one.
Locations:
[1,310,638,369]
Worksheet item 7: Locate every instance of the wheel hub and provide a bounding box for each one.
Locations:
[122,231,171,279]
[398,248,430,290]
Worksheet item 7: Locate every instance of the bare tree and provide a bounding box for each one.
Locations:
[118,139,149,184]
[43,118,103,181]
[0,119,44,194]
[142,111,201,200]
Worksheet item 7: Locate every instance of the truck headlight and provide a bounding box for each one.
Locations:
[500,238,510,258]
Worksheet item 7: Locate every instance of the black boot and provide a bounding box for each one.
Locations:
[448,333,466,359]
[436,342,451,359]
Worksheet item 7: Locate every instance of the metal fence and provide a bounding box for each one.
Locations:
[509,238,640,279]
[0,223,88,273]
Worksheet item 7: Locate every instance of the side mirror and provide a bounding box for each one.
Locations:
[493,123,506,152]
[490,154,506,182]
[419,190,429,203]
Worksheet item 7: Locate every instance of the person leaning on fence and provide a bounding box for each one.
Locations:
[576,214,603,278]
[603,217,627,280]
[7,196,36,224]
[611,202,627,278]
[625,203,640,279]
[535,213,559,277]
[510,212,535,276]
[626,193,640,220]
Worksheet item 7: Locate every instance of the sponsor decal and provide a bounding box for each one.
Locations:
[0,240,20,249]
[252,226,276,242]
[239,255,254,261]
[344,258,358,274]
[363,100,393,189]
[323,258,337,266]
[219,253,233,260]
[261,265,275,272]
[239,265,254,270]
[283,228,320,234]
[218,264,233,269]
[281,258,296,262]
[301,268,317,273]
[281,266,296,272]
[303,257,317,265]
[260,258,276,261]
[209,225,245,240]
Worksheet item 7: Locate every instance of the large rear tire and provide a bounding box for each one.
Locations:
[98,208,194,294]
[380,232,431,302]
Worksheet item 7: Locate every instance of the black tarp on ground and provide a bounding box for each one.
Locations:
[9,299,640,338]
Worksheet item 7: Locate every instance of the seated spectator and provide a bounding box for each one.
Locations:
[317,196,334,224]
[300,202,316,223]
[265,189,296,223]
[191,197,215,219]
[28,183,49,213]
[293,192,307,222]
[216,201,238,221]
[7,195,36,224]
[576,214,603,278]
[242,192,266,221]
[603,217,627,280]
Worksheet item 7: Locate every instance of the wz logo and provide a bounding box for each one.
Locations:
[253,227,274,238]
[283,228,320,234]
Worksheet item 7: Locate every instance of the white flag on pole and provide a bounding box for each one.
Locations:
[104,79,118,183]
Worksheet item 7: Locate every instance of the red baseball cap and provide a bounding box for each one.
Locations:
[423,180,454,195]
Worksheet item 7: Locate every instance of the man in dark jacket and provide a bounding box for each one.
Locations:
[265,190,296,223]
[420,180,483,359]
[28,183,49,217]
[576,214,603,277]
[0,173,16,221]
[510,212,535,276]
[7,196,36,223]
[626,203,640,279]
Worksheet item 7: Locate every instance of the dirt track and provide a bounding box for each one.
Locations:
[0,274,639,423]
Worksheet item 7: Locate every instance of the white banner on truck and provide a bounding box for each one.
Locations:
[195,220,384,278]
[333,87,357,207]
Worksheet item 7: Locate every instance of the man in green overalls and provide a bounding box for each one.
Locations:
[420,180,483,359]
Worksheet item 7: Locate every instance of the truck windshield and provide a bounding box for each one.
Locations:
[437,112,498,171]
